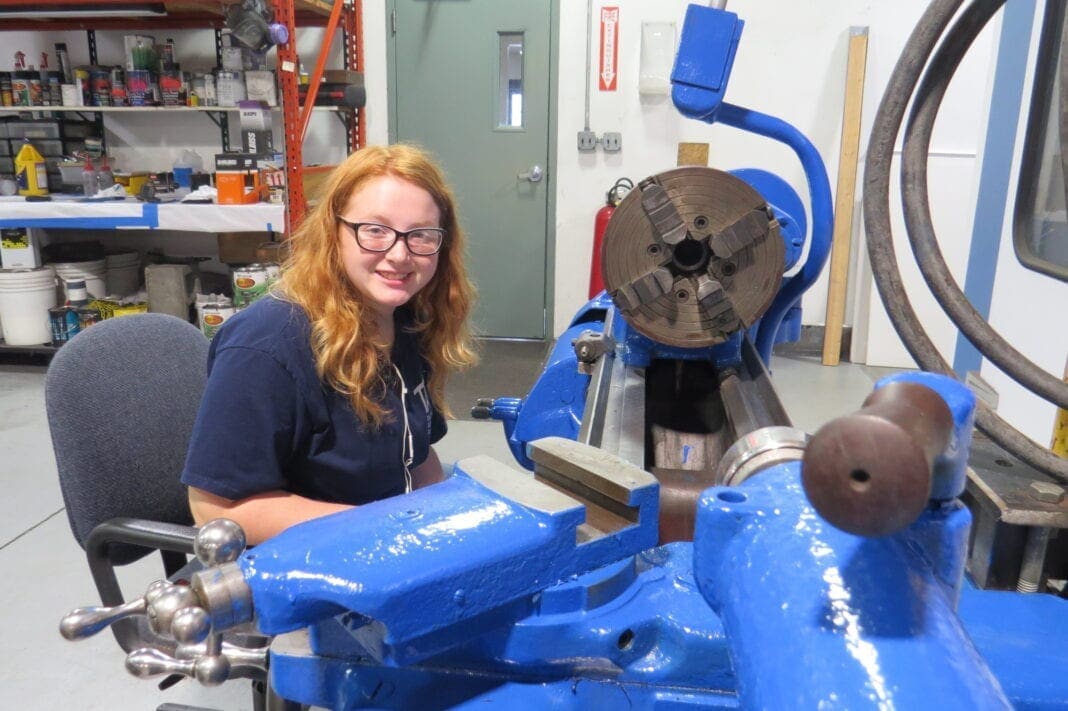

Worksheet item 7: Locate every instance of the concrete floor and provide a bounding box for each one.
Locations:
[0,353,896,710]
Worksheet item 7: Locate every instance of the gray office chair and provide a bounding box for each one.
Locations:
[45,313,293,710]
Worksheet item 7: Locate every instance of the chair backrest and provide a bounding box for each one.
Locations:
[46,313,208,563]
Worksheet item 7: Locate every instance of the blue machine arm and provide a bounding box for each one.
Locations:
[671,4,834,363]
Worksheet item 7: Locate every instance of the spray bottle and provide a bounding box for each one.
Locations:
[15,139,48,196]
[81,155,98,197]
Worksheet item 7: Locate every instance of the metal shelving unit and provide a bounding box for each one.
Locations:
[0,0,364,233]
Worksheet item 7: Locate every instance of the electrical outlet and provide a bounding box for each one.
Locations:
[602,132,622,152]
[577,130,598,152]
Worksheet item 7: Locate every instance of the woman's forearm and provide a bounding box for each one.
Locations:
[188,487,353,545]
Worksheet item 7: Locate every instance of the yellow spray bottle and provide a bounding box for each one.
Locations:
[15,139,48,197]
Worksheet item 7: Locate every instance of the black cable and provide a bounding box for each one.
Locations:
[863,0,1068,481]
[902,0,1068,410]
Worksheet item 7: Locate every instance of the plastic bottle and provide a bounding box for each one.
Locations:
[15,139,48,196]
[96,155,114,192]
[65,279,89,307]
[82,156,98,197]
[173,149,202,192]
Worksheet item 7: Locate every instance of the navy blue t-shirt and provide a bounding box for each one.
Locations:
[181,296,447,505]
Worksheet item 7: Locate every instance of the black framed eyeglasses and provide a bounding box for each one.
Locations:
[337,218,446,256]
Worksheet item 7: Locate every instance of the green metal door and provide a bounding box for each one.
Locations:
[389,0,552,339]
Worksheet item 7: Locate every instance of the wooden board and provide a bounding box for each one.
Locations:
[677,142,710,167]
[822,27,869,365]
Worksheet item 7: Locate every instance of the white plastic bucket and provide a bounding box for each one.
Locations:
[0,266,57,346]
[52,259,107,300]
[105,251,142,297]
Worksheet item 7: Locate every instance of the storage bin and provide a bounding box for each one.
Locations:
[6,121,62,139]
[35,140,65,157]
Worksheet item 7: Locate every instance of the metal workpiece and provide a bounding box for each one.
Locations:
[602,167,784,348]
[801,380,955,537]
[715,426,810,487]
[694,467,1012,710]
[237,451,659,665]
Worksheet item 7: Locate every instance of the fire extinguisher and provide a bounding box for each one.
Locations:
[589,177,633,298]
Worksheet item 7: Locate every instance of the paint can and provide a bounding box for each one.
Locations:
[89,68,112,107]
[199,302,236,339]
[263,262,281,286]
[0,72,12,106]
[232,264,270,307]
[159,69,183,106]
[49,306,79,346]
[11,71,30,106]
[75,306,102,330]
[126,69,151,106]
[110,66,127,106]
[27,74,43,106]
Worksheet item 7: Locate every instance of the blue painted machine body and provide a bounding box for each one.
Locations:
[255,374,1068,709]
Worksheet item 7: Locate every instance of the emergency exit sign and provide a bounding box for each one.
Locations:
[599,6,619,91]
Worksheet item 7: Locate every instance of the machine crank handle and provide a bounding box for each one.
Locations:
[801,381,954,537]
[126,646,232,687]
[60,598,147,640]
[61,520,250,643]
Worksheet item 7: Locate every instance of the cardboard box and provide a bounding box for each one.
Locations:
[0,227,42,268]
[242,129,273,154]
[218,231,273,264]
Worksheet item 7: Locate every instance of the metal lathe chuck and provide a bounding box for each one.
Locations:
[601,167,785,348]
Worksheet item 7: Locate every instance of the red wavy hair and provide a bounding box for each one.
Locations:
[278,144,478,424]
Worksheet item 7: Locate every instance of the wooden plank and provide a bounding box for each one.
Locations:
[677,142,709,167]
[822,27,869,365]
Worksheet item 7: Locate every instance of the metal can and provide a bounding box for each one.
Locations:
[11,71,30,106]
[89,68,112,107]
[199,303,236,339]
[27,75,43,106]
[0,72,12,107]
[263,262,281,286]
[49,306,79,346]
[75,307,102,330]
[110,66,127,106]
[48,72,62,106]
[159,69,182,106]
[126,69,151,106]
[232,264,271,307]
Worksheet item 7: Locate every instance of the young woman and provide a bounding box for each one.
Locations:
[181,144,477,544]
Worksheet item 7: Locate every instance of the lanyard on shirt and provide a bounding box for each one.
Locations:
[392,363,414,493]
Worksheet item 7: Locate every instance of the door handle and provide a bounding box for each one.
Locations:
[518,165,544,183]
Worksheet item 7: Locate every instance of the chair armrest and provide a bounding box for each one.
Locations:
[84,517,197,653]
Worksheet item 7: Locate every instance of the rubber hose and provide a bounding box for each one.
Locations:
[862,0,1068,481]
[902,0,1068,410]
